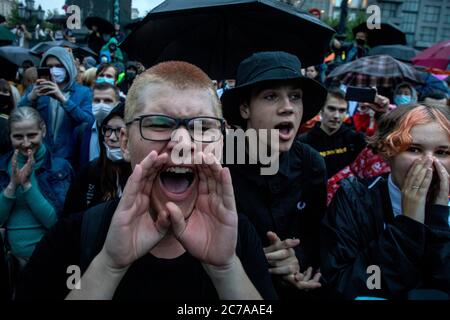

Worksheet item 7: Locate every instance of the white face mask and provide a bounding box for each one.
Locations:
[51,67,67,83]
[92,103,114,124]
[104,143,123,162]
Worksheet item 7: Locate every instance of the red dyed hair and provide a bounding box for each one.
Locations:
[368,104,450,158]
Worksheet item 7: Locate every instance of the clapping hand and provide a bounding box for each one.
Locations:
[264,231,321,291]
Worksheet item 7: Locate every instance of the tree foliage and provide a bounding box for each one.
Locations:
[323,11,368,41]
[7,0,22,28]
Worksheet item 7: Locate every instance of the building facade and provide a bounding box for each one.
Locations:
[131,8,139,20]
[0,0,14,18]
[302,0,334,18]
[330,0,369,20]
[65,0,132,26]
[294,0,369,20]
[368,0,450,48]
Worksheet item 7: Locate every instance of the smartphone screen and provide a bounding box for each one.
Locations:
[37,67,52,81]
[345,86,377,103]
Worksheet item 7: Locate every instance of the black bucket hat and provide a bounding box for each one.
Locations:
[221,51,327,127]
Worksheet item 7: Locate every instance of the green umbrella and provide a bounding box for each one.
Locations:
[0,25,16,43]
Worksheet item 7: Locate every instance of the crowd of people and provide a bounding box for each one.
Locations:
[0,16,449,301]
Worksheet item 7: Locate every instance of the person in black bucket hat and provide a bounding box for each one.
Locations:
[222,51,328,299]
[222,51,326,135]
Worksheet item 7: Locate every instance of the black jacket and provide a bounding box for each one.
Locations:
[321,175,450,299]
[16,199,277,300]
[0,115,12,156]
[298,123,367,178]
[62,158,129,216]
[226,138,327,271]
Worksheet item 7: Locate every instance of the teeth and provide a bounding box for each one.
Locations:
[165,167,193,174]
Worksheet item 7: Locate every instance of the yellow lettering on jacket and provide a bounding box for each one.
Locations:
[319,147,348,157]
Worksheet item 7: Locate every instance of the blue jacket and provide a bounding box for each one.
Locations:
[71,122,94,173]
[18,47,94,161]
[0,150,73,216]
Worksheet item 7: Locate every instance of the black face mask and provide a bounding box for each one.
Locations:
[356,38,366,46]
[126,71,136,81]
[0,94,11,109]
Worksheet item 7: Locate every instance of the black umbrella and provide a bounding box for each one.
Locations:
[0,46,40,67]
[30,41,97,61]
[368,45,419,63]
[0,15,6,24]
[45,14,68,25]
[353,22,406,48]
[121,0,335,80]
[84,16,115,35]
[72,46,98,59]
[124,18,143,32]
[0,46,40,81]
[30,40,78,55]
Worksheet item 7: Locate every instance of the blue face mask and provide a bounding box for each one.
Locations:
[96,77,115,85]
[394,95,412,106]
[51,67,67,83]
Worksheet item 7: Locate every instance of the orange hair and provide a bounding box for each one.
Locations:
[369,104,450,158]
[125,61,221,122]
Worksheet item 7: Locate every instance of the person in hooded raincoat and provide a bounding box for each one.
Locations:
[18,47,94,162]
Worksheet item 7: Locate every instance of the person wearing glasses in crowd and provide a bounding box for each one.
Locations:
[16,61,276,300]
[71,83,121,173]
[63,103,131,215]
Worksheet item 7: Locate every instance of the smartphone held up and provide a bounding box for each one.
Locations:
[344,86,377,103]
[37,67,52,82]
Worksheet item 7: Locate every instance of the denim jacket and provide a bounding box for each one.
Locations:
[18,83,93,161]
[0,150,73,216]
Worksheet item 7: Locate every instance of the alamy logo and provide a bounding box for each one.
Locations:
[366,265,381,290]
[66,265,81,290]
[366,5,381,30]
[66,5,81,30]
[170,128,281,175]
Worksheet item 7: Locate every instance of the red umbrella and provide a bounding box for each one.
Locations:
[412,40,450,70]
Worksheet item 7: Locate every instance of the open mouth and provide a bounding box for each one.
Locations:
[274,122,295,141]
[159,166,195,194]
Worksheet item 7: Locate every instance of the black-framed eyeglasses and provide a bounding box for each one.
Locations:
[102,126,124,138]
[126,114,225,143]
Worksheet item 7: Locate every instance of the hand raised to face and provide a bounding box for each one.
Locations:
[401,156,434,224]
[101,151,170,270]
[429,157,450,206]
[163,152,239,268]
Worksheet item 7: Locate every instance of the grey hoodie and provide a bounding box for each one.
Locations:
[40,47,77,92]
[393,82,418,104]
[40,47,77,141]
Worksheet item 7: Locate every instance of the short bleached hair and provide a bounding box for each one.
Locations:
[125,61,222,123]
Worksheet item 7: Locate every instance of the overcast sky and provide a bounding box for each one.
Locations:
[35,0,164,17]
